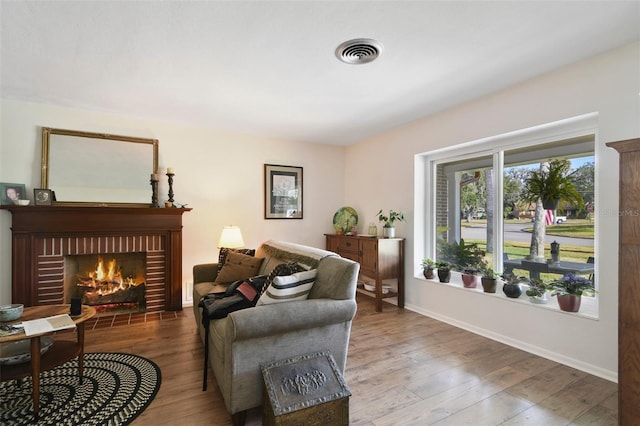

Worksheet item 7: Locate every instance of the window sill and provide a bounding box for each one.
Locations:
[416,272,599,320]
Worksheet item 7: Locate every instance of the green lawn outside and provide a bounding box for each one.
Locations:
[459,218,594,280]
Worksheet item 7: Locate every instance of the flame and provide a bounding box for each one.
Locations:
[79,256,139,296]
[90,257,121,284]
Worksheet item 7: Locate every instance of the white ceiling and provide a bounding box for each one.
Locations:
[1,1,639,146]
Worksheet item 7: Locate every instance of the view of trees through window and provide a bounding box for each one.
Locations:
[436,153,594,282]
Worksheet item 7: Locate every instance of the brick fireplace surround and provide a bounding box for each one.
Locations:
[1,206,190,313]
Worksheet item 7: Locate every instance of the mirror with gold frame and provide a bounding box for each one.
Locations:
[41,128,158,206]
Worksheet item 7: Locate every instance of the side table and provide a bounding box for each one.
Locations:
[326,234,405,312]
[0,304,96,418]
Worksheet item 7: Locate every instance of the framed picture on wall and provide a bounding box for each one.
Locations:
[264,164,303,219]
[0,182,27,205]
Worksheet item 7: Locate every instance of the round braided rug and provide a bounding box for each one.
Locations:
[1,352,161,425]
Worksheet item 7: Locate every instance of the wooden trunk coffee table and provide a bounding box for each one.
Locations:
[0,304,96,418]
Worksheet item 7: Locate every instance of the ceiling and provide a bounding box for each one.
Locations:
[1,1,639,146]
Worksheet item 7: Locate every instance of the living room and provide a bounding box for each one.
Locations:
[1,1,639,424]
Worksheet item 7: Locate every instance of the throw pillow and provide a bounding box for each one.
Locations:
[257,269,317,305]
[217,248,256,274]
[214,251,264,284]
[259,262,304,295]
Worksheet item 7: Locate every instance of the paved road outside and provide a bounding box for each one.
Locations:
[461,221,594,247]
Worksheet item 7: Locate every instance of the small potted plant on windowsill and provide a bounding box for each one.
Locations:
[436,261,452,283]
[548,273,597,312]
[501,273,527,298]
[422,258,436,279]
[377,209,405,238]
[526,278,550,304]
[480,266,498,293]
[451,239,485,288]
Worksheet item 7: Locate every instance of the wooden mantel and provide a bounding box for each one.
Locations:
[1,205,191,311]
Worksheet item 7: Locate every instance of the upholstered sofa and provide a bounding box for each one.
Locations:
[192,240,359,425]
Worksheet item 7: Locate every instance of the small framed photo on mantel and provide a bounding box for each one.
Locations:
[34,188,54,206]
[0,182,27,205]
[264,164,303,219]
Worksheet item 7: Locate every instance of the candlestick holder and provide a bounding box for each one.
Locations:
[167,172,175,206]
[150,179,159,208]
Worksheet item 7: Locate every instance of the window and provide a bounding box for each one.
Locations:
[416,113,598,315]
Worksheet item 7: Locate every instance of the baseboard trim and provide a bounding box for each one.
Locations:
[404,302,617,384]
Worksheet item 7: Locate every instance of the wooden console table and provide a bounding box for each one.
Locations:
[0,304,96,418]
[325,234,404,312]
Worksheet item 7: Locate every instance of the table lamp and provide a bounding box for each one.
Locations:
[218,225,245,248]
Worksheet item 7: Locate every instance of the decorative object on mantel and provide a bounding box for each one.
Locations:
[333,206,358,235]
[166,167,176,207]
[150,172,160,207]
[0,182,27,206]
[377,209,405,238]
[33,188,54,206]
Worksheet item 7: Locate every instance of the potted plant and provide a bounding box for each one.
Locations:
[501,272,527,298]
[548,273,597,312]
[521,160,584,210]
[480,266,498,293]
[377,209,405,238]
[435,261,452,283]
[422,258,436,279]
[526,278,549,304]
[449,239,484,288]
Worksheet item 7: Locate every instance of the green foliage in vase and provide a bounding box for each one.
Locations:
[377,209,406,228]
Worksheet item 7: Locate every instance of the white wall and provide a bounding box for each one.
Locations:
[0,100,346,306]
[344,42,640,381]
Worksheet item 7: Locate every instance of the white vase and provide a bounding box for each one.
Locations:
[383,227,395,238]
[529,291,550,304]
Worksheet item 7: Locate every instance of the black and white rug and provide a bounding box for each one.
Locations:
[1,352,161,425]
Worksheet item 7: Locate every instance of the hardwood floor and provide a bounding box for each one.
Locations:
[81,295,618,425]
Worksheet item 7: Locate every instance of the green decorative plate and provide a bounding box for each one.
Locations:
[333,207,358,233]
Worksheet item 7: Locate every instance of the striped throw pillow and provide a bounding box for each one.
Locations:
[257,269,317,305]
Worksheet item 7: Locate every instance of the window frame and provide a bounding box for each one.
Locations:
[414,113,599,315]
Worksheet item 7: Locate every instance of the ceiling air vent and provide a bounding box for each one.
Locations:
[335,38,383,65]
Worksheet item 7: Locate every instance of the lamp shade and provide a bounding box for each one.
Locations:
[218,226,245,248]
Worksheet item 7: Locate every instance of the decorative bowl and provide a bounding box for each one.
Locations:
[13,199,30,206]
[363,283,392,294]
[0,304,24,322]
[0,337,54,365]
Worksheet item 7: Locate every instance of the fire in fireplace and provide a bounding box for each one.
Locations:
[64,253,146,315]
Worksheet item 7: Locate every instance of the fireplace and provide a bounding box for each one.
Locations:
[1,205,190,312]
[65,253,147,315]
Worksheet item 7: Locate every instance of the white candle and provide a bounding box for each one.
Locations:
[151,173,159,181]
[167,167,175,174]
